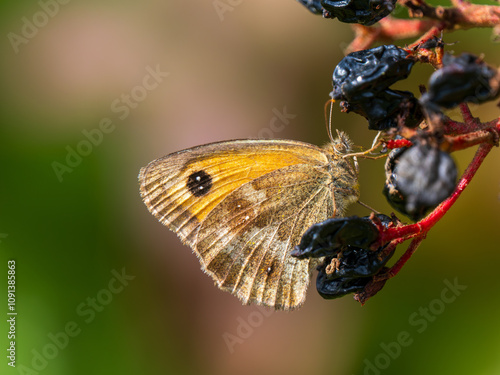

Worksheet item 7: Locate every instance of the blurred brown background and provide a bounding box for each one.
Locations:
[1,1,500,374]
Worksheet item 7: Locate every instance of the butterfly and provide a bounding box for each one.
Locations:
[138,132,359,310]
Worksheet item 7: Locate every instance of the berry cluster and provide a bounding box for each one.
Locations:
[293,215,394,299]
[293,0,500,303]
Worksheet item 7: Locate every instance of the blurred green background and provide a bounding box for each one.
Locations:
[1,1,500,374]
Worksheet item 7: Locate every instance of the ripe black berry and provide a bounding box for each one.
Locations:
[421,53,500,110]
[296,0,324,14]
[325,244,395,279]
[322,0,397,26]
[343,89,423,130]
[296,0,397,25]
[384,143,458,221]
[292,215,388,259]
[332,45,414,103]
[316,272,371,299]
[332,45,422,130]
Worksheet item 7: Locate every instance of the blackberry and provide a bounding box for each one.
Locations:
[316,271,371,299]
[332,45,415,103]
[326,244,395,279]
[421,53,500,110]
[332,45,422,130]
[292,215,389,259]
[383,145,410,217]
[296,0,397,25]
[384,142,458,221]
[343,89,423,130]
[296,0,324,14]
[322,0,397,26]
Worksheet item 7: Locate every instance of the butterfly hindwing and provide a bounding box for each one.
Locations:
[196,163,335,310]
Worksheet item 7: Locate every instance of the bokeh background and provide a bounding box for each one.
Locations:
[1,1,500,374]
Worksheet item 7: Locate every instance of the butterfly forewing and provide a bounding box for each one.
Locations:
[139,140,329,246]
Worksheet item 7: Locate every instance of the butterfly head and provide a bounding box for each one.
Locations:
[330,130,354,155]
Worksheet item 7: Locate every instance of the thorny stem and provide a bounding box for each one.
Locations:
[459,103,476,125]
[360,117,497,156]
[443,114,498,134]
[403,0,500,28]
[346,0,500,53]
[407,24,445,50]
[443,117,478,134]
[444,128,499,152]
[347,18,438,53]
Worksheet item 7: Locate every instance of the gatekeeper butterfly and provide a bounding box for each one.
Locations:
[139,132,359,310]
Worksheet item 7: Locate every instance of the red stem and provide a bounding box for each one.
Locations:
[459,103,476,125]
[381,235,426,279]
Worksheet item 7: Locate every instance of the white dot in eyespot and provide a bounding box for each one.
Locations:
[196,175,201,181]
[267,267,272,273]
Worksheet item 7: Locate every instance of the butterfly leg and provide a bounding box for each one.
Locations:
[330,185,338,218]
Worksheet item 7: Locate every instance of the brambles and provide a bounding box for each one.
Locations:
[421,53,500,111]
[383,143,458,221]
[332,45,423,130]
[297,0,500,305]
[296,0,397,25]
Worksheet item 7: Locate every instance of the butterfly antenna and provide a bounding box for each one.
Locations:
[324,96,335,144]
[357,200,381,214]
[371,131,382,149]
[353,155,360,174]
